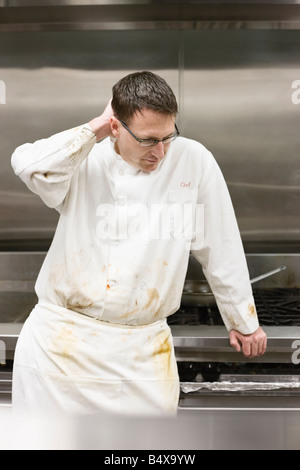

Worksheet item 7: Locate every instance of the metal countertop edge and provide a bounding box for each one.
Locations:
[1,323,300,336]
[1,324,300,353]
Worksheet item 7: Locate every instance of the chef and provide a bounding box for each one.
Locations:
[11,71,267,415]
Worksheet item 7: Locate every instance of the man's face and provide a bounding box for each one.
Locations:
[111,109,176,172]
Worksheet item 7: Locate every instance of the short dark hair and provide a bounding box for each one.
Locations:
[111,71,178,123]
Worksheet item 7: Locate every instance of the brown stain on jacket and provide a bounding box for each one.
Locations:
[145,288,159,309]
[248,303,257,318]
[120,287,161,320]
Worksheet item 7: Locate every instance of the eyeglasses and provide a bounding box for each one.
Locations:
[120,120,180,147]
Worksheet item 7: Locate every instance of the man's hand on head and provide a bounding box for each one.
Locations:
[88,99,115,141]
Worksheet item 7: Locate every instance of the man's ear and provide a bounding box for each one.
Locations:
[110,116,120,138]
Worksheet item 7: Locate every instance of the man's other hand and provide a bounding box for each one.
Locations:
[229,327,267,358]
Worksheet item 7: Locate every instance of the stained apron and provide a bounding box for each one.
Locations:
[12,303,180,416]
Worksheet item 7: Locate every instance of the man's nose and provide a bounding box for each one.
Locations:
[151,141,166,159]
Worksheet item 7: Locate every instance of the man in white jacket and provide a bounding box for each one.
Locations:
[11,71,267,415]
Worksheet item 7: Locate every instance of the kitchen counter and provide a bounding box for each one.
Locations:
[1,407,300,450]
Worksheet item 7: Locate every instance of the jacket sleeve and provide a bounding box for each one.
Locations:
[11,124,96,209]
[191,151,259,335]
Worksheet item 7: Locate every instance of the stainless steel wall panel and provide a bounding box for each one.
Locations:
[0,26,299,249]
[2,2,300,32]
[182,29,300,244]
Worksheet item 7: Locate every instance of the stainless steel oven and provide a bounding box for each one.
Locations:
[170,253,300,411]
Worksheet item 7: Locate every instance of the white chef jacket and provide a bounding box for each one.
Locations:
[12,123,259,333]
[11,123,259,415]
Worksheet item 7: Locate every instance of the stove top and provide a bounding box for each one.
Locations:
[253,288,300,326]
[169,288,300,381]
[168,288,300,327]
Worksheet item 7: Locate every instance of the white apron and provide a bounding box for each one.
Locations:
[12,303,180,416]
